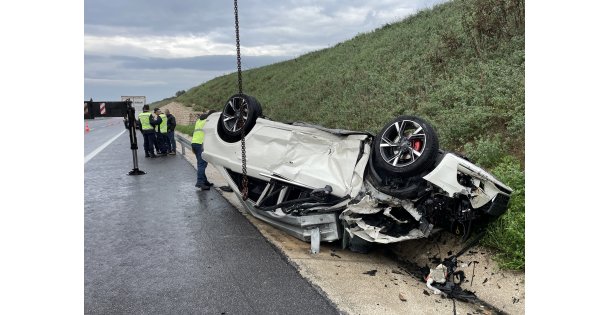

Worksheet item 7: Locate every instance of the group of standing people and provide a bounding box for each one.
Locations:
[137,104,214,191]
[137,105,177,158]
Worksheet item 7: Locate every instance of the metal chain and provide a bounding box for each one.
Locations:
[234,0,248,200]
[234,0,243,94]
[239,99,248,201]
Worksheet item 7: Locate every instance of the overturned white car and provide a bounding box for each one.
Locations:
[202,94,512,250]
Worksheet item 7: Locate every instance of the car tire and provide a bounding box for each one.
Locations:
[365,157,424,199]
[372,115,439,177]
[217,94,263,143]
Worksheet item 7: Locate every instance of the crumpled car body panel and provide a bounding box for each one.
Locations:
[202,112,513,244]
[203,113,370,198]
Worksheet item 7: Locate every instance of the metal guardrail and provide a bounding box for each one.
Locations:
[174,131,322,254]
[175,133,190,156]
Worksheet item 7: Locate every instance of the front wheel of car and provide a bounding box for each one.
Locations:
[217,94,263,143]
[372,115,439,177]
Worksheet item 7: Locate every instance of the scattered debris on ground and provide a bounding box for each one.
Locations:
[399,292,407,301]
[383,232,512,314]
[425,264,448,294]
[363,269,378,276]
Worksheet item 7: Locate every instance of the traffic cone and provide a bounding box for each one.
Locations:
[85,122,90,133]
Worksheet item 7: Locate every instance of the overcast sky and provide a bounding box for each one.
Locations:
[84,0,446,103]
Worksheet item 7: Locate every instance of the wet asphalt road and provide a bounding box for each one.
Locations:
[84,119,339,314]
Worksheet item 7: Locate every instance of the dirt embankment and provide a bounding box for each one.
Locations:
[159,102,204,125]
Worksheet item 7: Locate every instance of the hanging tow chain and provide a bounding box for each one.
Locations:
[234,0,248,200]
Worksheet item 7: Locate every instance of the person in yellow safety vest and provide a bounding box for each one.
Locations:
[191,110,215,190]
[152,108,166,156]
[157,110,170,156]
[137,104,159,158]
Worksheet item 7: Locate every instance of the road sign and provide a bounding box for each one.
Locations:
[85,101,129,118]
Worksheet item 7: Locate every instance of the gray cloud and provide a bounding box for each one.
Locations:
[84,54,289,102]
[85,0,231,36]
[84,0,447,102]
[85,0,446,45]
[86,54,289,72]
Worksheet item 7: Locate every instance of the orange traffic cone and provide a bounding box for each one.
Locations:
[85,122,90,133]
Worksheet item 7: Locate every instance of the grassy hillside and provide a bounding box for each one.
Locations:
[177,0,525,269]
[149,96,178,108]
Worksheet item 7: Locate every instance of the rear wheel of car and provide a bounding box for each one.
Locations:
[365,157,424,199]
[372,115,439,177]
[217,94,263,143]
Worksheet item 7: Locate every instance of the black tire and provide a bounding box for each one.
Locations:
[364,157,424,199]
[217,94,263,143]
[372,115,439,177]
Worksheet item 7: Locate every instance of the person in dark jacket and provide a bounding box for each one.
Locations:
[151,108,164,156]
[165,109,177,155]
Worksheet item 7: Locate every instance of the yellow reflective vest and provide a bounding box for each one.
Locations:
[192,119,206,144]
[138,112,153,130]
[159,114,168,133]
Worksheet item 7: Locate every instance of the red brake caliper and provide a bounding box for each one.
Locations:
[412,140,422,152]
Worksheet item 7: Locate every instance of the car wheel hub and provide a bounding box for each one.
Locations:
[222,97,249,133]
[379,119,427,168]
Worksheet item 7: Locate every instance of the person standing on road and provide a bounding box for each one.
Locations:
[151,108,165,156]
[165,109,177,155]
[191,111,214,190]
[137,105,157,158]
[157,110,169,156]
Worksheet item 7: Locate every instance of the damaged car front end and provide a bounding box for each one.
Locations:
[202,94,512,250]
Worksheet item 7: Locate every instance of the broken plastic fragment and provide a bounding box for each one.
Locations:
[399,292,407,301]
[425,264,448,295]
[426,278,443,295]
[363,269,378,276]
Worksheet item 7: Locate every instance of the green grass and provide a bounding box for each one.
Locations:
[175,124,194,136]
[481,156,525,270]
[171,0,525,270]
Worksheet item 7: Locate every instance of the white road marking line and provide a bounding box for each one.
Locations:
[84,130,126,164]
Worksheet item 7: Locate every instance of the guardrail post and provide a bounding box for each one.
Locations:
[175,134,188,156]
[310,227,320,254]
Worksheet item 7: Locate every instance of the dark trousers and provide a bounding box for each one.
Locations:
[155,132,168,154]
[167,130,176,152]
[161,132,170,153]
[143,132,156,156]
[191,143,208,185]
